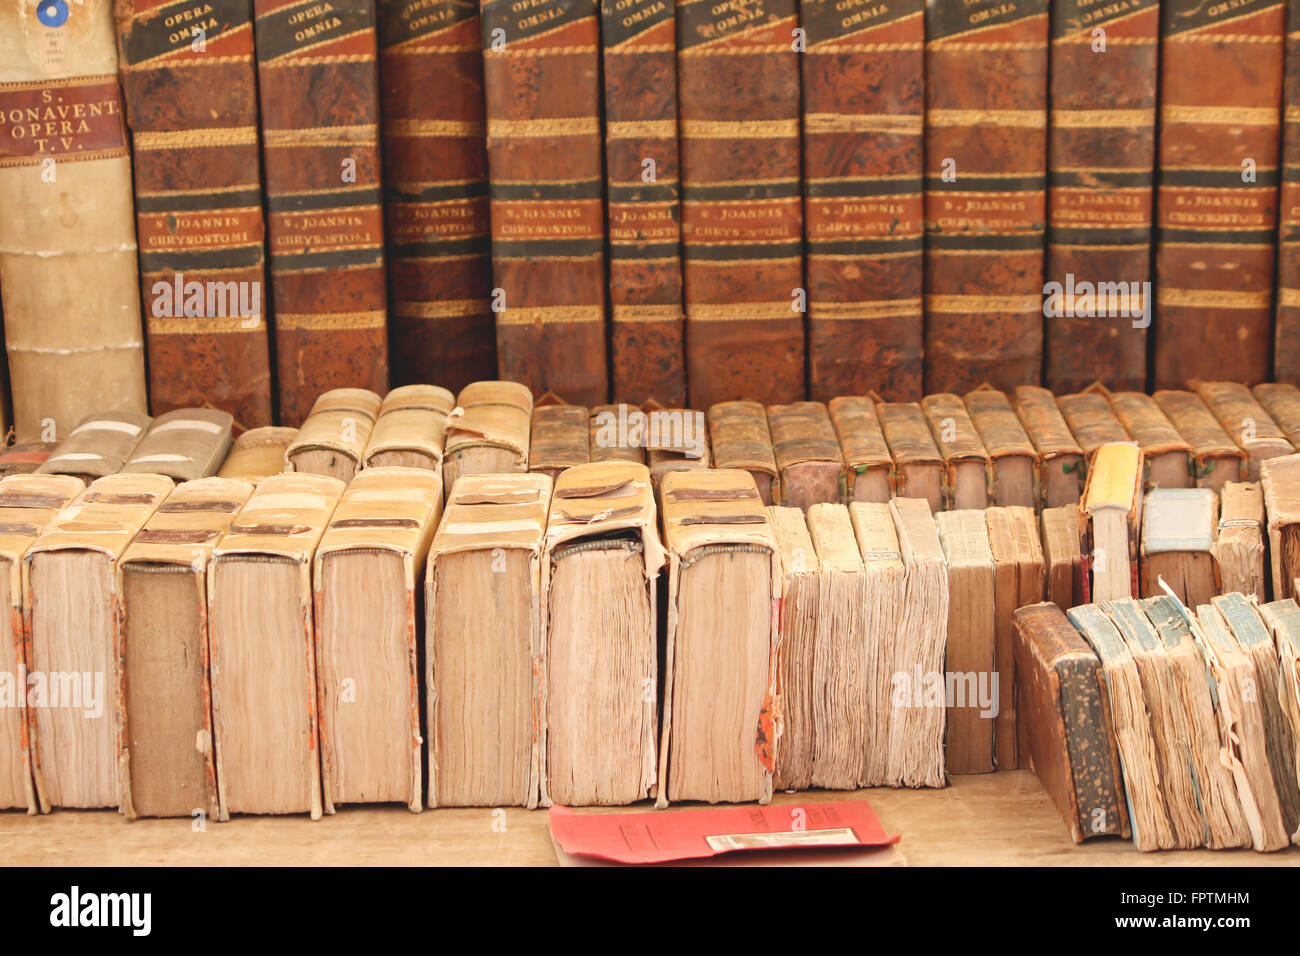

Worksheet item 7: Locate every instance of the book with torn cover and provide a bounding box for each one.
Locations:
[1253,382,1300,449]
[708,402,777,505]
[768,505,819,792]
[878,402,943,513]
[589,404,647,464]
[443,380,532,493]
[1256,596,1300,844]
[966,388,1036,508]
[1153,389,1247,492]
[828,397,892,504]
[1140,488,1219,607]
[36,411,152,484]
[0,443,57,478]
[285,388,382,482]
[1108,392,1191,490]
[1041,504,1085,612]
[922,393,990,511]
[528,405,591,482]
[1014,385,1084,508]
[216,426,296,483]
[1081,442,1144,603]
[121,409,234,481]
[1196,381,1294,480]
[767,402,844,511]
[361,384,454,471]
[1263,453,1300,599]
[646,407,711,489]
[1211,481,1266,600]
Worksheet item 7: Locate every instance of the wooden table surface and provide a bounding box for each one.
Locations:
[1,771,1296,866]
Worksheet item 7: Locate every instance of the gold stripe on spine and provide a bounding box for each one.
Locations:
[1051,109,1155,129]
[133,127,260,149]
[1157,289,1272,309]
[687,302,803,321]
[611,304,684,322]
[605,120,678,139]
[392,300,491,318]
[485,117,601,138]
[495,306,605,326]
[925,294,1042,312]
[1161,105,1281,125]
[678,119,801,138]
[386,119,486,137]
[275,311,387,330]
[804,113,923,135]
[927,109,1046,128]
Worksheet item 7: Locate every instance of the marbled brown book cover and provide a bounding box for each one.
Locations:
[923,0,1048,393]
[602,0,686,406]
[677,0,805,408]
[378,0,496,391]
[1044,0,1156,394]
[1154,0,1284,389]
[1277,0,1300,382]
[801,0,923,401]
[480,0,607,406]
[253,0,389,425]
[117,0,274,429]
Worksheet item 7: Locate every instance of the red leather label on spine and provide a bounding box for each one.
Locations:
[927,192,1046,233]
[269,206,386,254]
[1049,188,1152,228]
[491,198,604,242]
[0,78,127,165]
[609,202,680,243]
[137,207,266,252]
[1279,180,1300,227]
[387,197,489,242]
[1157,186,1277,231]
[806,194,924,240]
[683,197,802,243]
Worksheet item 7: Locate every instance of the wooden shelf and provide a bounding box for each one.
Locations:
[1,771,1295,866]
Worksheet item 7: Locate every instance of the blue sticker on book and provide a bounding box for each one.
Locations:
[37,0,69,27]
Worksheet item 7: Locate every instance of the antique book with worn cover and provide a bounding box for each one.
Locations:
[936,510,996,775]
[116,477,253,820]
[828,396,892,504]
[1257,596,1300,844]
[540,462,664,806]
[1211,481,1267,599]
[361,384,454,470]
[601,0,685,406]
[443,380,532,492]
[965,388,1036,508]
[922,393,990,511]
[217,426,296,482]
[121,409,234,481]
[676,0,805,407]
[25,473,172,811]
[878,402,943,513]
[769,505,818,792]
[377,0,496,390]
[116,0,274,428]
[1154,0,1284,389]
[1196,381,1294,480]
[36,411,152,484]
[767,402,844,511]
[1264,454,1300,599]
[426,473,550,808]
[1012,602,1129,842]
[1254,382,1300,448]
[1153,389,1247,491]
[646,407,711,489]
[1108,391,1191,490]
[208,472,344,819]
[1140,488,1218,607]
[708,402,777,505]
[1041,504,1085,611]
[528,405,590,481]
[1081,442,1144,603]
[1014,385,1084,507]
[657,470,780,806]
[0,0,148,442]
[480,0,606,405]
[314,467,443,813]
[0,475,84,814]
[1281,0,1300,384]
[923,0,1048,393]
[285,388,382,482]
[0,443,57,477]
[1043,0,1157,394]
[590,404,647,464]
[801,0,924,401]
[1057,390,1129,461]
[252,0,389,424]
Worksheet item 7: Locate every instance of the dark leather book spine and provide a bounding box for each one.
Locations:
[377,0,496,391]
[1278,0,1300,383]
[253,0,389,426]
[602,0,686,406]
[117,0,274,430]
[923,0,1049,394]
[480,0,608,406]
[676,0,805,408]
[1154,0,1284,389]
[1044,0,1157,394]
[801,0,923,401]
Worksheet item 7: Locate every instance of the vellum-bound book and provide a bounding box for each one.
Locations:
[24,473,172,811]
[1257,597,1300,844]
[216,426,296,483]
[965,388,1036,508]
[36,411,152,483]
[314,467,443,814]
[1058,390,1130,462]
[922,394,991,511]
[1263,454,1300,600]
[0,442,57,477]
[121,409,234,481]
[1254,383,1300,449]
[361,385,454,470]
[986,506,1044,770]
[0,475,85,813]
[442,381,532,494]
[1041,505,1085,611]
[1081,442,1144,603]
[828,397,891,504]
[590,404,646,464]
[1152,389,1246,492]
[1196,382,1294,481]
[657,470,781,806]
[1109,391,1191,490]
[116,478,254,820]
[209,473,344,819]
[646,408,711,489]
[285,388,382,482]
[1140,488,1218,608]
[768,506,818,792]
[708,402,778,505]
[426,473,550,808]
[766,402,844,511]
[1211,482,1266,600]
[529,406,590,482]
[1013,385,1083,508]
[878,402,943,514]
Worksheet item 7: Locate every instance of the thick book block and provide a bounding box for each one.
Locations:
[377,0,496,390]
[1211,481,1267,599]
[0,475,85,813]
[1014,385,1084,507]
[828,397,891,504]
[116,0,274,428]
[285,388,382,482]
[1254,382,1300,448]
[361,384,455,470]
[216,426,297,482]
[36,411,152,483]
[1263,454,1300,599]
[426,473,550,808]
[528,405,590,481]
[921,393,990,511]
[768,505,818,791]
[1196,381,1295,480]
[801,0,924,400]
[443,380,532,493]
[1041,504,1085,611]
[1043,0,1157,393]
[1155,0,1284,389]
[0,443,56,478]
[708,402,778,505]
[252,0,389,424]
[657,470,780,806]
[480,0,607,405]
[767,402,844,511]
[540,462,665,806]
[965,388,1036,509]
[602,0,686,406]
[24,473,172,811]
[0,0,148,442]
[209,472,344,819]
[121,409,234,481]
[878,402,943,513]
[646,407,711,488]
[1082,442,1144,603]
[116,477,254,820]
[590,404,647,464]
[1256,597,1300,845]
[1153,389,1247,491]
[1140,488,1218,607]
[923,0,1048,392]
[314,467,443,813]
[1108,392,1190,490]
[1012,602,1129,842]
[1057,390,1129,460]
[676,0,805,407]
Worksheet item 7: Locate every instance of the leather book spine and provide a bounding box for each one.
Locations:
[253,0,389,426]
[801,0,924,401]
[602,0,686,406]
[1154,0,1284,388]
[480,0,607,406]
[1044,0,1157,393]
[676,0,805,407]
[0,0,149,442]
[923,0,1048,393]
[377,0,496,391]
[1278,0,1300,382]
[117,0,274,430]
